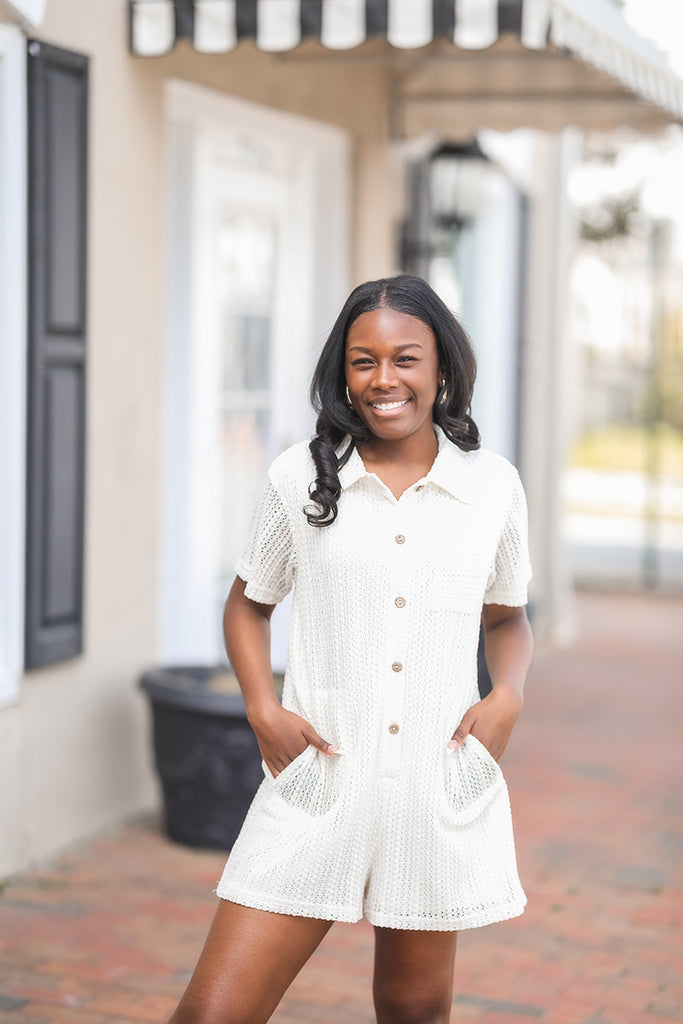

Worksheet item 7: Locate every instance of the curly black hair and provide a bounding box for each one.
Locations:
[306,274,480,526]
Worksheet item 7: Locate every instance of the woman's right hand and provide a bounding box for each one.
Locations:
[250,703,340,778]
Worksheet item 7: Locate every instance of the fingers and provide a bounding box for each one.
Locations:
[304,727,343,756]
[445,696,518,762]
[446,710,475,754]
[266,732,341,777]
[256,707,343,775]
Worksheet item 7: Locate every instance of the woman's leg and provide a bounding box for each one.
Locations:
[168,899,333,1024]
[372,927,458,1024]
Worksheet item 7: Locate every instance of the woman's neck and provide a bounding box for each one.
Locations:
[358,424,438,498]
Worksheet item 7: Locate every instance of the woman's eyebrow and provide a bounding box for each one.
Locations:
[347,343,424,353]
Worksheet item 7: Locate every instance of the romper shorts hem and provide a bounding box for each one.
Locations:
[216,884,526,932]
[364,896,527,932]
[215,883,362,925]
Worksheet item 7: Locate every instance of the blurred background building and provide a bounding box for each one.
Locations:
[565,128,683,591]
[1,0,682,877]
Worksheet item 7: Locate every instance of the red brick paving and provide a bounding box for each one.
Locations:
[1,593,682,1023]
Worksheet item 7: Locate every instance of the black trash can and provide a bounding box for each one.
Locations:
[139,666,283,849]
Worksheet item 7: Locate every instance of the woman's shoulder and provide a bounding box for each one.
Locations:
[267,438,315,490]
[441,433,516,472]
[445,441,523,499]
[465,446,519,475]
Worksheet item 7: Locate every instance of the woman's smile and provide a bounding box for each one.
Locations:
[368,397,411,413]
[345,307,442,445]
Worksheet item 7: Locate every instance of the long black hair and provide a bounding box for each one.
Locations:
[306,274,480,526]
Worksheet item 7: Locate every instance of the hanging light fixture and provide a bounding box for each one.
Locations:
[429,140,495,230]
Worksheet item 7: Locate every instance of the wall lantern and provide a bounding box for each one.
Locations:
[428,140,494,230]
[400,138,495,276]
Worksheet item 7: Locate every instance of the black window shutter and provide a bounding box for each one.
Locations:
[25,40,89,669]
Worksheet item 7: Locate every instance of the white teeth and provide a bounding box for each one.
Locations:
[370,399,409,411]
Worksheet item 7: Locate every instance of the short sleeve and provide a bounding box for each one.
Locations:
[235,474,295,605]
[484,469,532,607]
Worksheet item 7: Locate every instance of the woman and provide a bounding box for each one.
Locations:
[169,275,534,1024]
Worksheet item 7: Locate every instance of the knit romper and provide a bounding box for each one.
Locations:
[216,426,532,931]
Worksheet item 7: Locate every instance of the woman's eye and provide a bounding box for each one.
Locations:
[352,358,374,366]
[397,356,417,363]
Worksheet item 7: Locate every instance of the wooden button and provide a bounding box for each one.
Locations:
[388,724,399,735]
[395,534,406,544]
[391,661,403,672]
[395,597,406,608]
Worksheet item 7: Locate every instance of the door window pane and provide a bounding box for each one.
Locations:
[216,213,279,591]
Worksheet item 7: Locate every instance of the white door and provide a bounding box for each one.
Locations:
[160,81,350,668]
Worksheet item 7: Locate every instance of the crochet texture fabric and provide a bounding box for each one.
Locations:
[216,426,532,931]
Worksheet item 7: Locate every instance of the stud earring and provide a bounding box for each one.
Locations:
[345,385,353,407]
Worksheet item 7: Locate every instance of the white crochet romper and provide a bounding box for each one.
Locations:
[216,426,532,931]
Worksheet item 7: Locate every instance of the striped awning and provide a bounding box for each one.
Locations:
[128,0,683,131]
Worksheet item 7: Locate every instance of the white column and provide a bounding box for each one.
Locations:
[521,129,582,645]
[0,25,27,706]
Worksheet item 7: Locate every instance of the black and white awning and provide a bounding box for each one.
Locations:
[128,0,683,131]
[129,0,557,53]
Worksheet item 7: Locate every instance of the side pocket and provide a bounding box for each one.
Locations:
[441,734,505,826]
[262,743,312,786]
[263,744,340,818]
[467,734,502,771]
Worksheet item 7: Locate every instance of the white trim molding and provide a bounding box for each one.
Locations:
[0,0,47,31]
[0,23,27,705]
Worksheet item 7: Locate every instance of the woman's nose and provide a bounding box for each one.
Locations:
[372,360,398,390]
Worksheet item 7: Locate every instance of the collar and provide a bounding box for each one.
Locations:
[336,425,472,503]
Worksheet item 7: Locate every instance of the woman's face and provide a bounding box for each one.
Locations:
[344,308,443,444]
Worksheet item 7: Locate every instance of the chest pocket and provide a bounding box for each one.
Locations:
[426,564,486,614]
[420,499,494,614]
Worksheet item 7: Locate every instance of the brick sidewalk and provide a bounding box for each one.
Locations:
[1,593,682,1024]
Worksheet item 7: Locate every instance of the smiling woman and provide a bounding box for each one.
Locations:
[306,274,480,525]
[166,274,534,1024]
[346,308,441,437]
[345,310,446,499]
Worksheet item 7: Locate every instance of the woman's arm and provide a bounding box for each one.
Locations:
[447,604,534,761]
[224,577,339,775]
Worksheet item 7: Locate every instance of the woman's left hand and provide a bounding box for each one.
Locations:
[448,604,533,761]
[447,685,523,763]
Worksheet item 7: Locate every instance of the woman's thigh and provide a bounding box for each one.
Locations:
[168,899,333,1024]
[373,927,458,1024]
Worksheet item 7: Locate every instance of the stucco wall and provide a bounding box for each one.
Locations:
[0,0,402,876]
[0,0,167,876]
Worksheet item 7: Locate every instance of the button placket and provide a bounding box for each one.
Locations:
[388,525,408,691]
[380,515,411,778]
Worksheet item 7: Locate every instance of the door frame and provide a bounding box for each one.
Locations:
[0,25,27,705]
[159,79,351,665]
